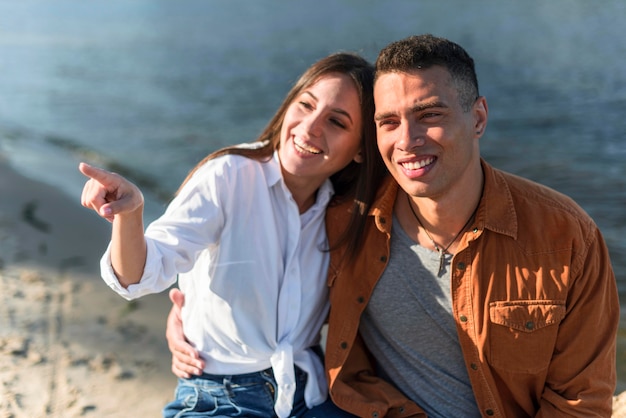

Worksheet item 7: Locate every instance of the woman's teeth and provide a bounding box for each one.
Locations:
[294,138,322,155]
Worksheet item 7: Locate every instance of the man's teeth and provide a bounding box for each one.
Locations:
[402,157,435,170]
[294,138,322,154]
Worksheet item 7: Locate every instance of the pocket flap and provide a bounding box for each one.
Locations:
[489,300,566,333]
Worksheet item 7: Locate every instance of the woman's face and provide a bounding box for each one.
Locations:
[279,73,363,190]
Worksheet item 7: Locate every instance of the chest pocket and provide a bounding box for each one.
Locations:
[488,300,565,373]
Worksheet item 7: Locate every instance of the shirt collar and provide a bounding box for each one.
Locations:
[266,151,335,210]
[263,151,284,188]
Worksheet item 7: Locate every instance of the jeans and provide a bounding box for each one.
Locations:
[162,366,310,418]
[301,400,357,417]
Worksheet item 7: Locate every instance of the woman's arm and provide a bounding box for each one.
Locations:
[79,162,146,287]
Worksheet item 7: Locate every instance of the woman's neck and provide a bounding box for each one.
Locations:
[282,174,322,214]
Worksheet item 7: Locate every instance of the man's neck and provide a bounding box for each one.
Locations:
[395,163,484,252]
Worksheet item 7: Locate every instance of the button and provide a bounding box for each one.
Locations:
[357,296,365,304]
[485,409,494,416]
[399,407,405,413]
[473,227,479,233]
[380,255,387,262]
[460,315,468,322]
[379,217,386,224]
[457,262,466,271]
[372,413,379,418]
[340,342,348,349]
[470,363,478,370]
[525,321,534,330]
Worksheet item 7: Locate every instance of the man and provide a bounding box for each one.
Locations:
[168,35,619,417]
[324,34,618,417]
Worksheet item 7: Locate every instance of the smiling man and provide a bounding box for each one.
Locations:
[324,34,618,418]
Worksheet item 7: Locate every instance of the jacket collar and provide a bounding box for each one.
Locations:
[479,159,517,240]
[369,159,518,240]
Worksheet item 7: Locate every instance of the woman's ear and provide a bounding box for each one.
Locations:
[353,149,364,164]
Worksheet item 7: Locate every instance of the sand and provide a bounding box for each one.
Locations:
[1,157,625,417]
[0,157,175,417]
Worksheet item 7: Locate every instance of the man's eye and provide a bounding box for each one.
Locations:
[421,112,441,120]
[378,120,398,128]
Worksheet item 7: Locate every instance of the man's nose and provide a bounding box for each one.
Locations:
[397,121,426,150]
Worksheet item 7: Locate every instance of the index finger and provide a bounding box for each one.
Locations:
[78,162,119,187]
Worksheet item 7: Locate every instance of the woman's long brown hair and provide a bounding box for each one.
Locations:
[178,52,387,262]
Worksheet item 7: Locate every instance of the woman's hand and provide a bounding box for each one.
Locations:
[166,288,205,378]
[79,162,147,286]
[79,162,144,222]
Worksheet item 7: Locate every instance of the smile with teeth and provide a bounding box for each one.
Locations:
[294,137,322,155]
[401,156,435,170]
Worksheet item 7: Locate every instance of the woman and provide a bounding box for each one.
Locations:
[79,52,385,418]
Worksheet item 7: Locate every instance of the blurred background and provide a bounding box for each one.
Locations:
[1,0,625,389]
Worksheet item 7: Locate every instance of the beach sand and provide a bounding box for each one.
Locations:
[1,156,625,417]
[0,157,175,417]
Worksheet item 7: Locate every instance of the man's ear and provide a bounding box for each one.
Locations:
[353,149,364,164]
[473,96,488,137]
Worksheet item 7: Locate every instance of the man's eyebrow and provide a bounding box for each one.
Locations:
[374,111,396,122]
[374,101,449,121]
[303,91,354,124]
[410,101,448,112]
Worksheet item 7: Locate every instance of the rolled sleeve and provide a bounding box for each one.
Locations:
[99,239,178,300]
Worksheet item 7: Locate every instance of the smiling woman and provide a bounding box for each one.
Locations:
[78,52,384,418]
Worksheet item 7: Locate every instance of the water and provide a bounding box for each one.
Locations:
[1,0,625,386]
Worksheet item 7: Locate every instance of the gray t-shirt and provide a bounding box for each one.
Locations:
[359,216,481,418]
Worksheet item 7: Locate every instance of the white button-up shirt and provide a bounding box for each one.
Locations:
[101,150,333,417]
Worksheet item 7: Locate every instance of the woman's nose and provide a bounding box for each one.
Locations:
[302,112,323,137]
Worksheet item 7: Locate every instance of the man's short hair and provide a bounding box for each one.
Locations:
[375,34,479,111]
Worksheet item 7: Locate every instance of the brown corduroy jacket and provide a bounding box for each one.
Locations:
[325,160,618,418]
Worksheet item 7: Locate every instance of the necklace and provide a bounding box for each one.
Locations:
[406,193,477,275]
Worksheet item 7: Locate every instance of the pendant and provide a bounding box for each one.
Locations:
[437,249,445,275]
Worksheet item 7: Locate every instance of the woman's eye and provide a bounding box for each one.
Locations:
[299,101,314,110]
[330,119,346,129]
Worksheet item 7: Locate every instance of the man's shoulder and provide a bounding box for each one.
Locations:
[498,169,588,218]
[488,165,596,239]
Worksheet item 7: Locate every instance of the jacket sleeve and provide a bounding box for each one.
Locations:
[537,225,618,417]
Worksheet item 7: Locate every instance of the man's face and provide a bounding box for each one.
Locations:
[373,66,486,202]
